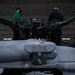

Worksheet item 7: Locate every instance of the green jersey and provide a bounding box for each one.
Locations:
[13,10,23,23]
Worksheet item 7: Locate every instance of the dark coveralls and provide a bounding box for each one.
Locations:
[33,26,48,39]
[31,23,48,39]
[48,9,63,45]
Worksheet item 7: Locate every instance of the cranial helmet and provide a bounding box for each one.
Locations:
[32,18,41,24]
[16,7,23,13]
[53,7,59,11]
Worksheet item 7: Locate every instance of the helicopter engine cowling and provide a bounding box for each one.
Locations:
[24,39,57,65]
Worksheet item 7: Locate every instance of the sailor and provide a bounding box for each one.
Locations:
[48,7,63,45]
[12,7,23,40]
[31,18,40,38]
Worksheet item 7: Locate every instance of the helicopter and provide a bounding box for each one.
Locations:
[0,17,75,75]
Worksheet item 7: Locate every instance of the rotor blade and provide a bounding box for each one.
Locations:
[57,16,75,28]
[0,17,13,29]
